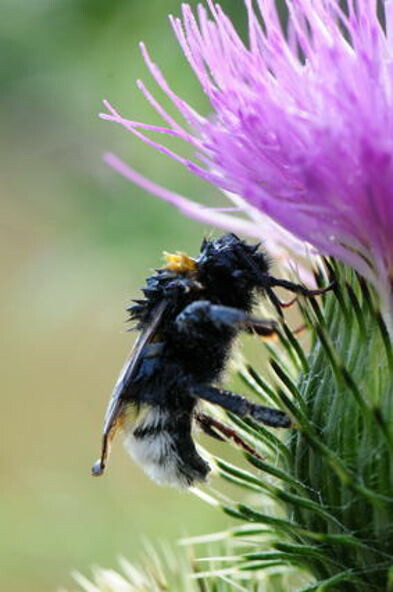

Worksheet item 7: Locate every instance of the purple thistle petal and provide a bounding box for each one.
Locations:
[103,152,260,236]
[103,1,393,329]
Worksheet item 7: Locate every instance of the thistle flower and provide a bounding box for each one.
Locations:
[92,2,393,591]
[102,0,393,330]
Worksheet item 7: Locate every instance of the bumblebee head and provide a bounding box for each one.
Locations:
[197,233,271,305]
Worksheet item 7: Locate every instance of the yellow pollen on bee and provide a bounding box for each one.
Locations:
[162,251,198,273]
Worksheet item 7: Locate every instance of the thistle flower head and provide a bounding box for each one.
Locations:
[102,0,393,328]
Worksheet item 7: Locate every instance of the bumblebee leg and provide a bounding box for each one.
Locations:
[191,385,291,428]
[246,318,279,338]
[266,288,297,309]
[195,411,263,458]
[268,276,335,298]
[175,300,278,336]
[278,296,298,308]
[163,277,203,297]
[194,411,225,441]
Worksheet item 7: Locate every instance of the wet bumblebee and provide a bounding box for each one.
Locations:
[92,233,329,487]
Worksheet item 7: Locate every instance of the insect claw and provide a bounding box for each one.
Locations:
[278,296,297,308]
[303,281,336,297]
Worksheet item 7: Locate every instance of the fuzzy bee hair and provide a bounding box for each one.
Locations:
[92,233,330,487]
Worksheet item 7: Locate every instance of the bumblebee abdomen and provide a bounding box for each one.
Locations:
[122,406,210,487]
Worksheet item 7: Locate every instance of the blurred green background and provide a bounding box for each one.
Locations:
[0,1,250,591]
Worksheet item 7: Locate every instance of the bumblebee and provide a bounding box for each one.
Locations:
[92,233,329,488]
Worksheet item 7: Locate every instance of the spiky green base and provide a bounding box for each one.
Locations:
[217,262,393,591]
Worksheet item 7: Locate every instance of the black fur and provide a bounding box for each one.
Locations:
[127,234,272,386]
[93,233,329,487]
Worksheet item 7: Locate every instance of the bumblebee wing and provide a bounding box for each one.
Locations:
[92,298,169,476]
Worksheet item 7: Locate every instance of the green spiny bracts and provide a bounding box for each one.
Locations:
[70,543,270,592]
[214,263,393,591]
[288,264,393,590]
